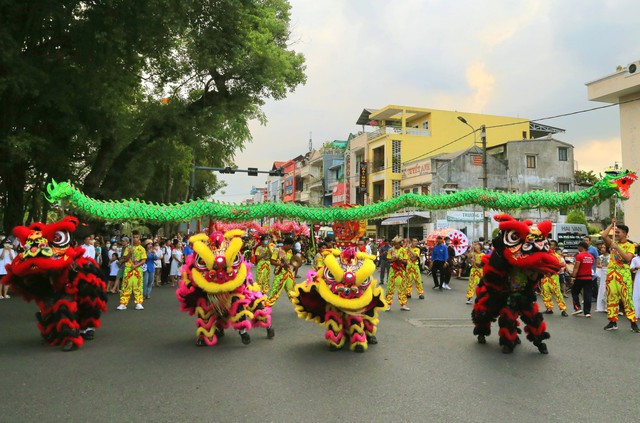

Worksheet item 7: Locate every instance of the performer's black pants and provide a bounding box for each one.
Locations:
[379,260,390,284]
[432,260,445,287]
[161,263,170,285]
[572,278,593,314]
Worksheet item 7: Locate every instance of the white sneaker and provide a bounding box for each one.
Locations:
[444,284,452,290]
[466,299,473,304]
[116,304,127,310]
[135,303,144,310]
[400,305,411,311]
[4,295,9,298]
[385,306,391,312]
[571,309,583,315]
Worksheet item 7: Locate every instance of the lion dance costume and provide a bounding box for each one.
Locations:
[291,248,386,352]
[471,214,562,354]
[1,216,107,351]
[176,230,274,346]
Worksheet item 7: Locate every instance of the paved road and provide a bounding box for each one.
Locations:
[1,266,638,423]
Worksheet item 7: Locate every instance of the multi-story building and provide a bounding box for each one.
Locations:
[354,105,563,203]
[344,132,368,206]
[380,137,578,241]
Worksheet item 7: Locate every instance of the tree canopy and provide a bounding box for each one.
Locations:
[0,0,306,233]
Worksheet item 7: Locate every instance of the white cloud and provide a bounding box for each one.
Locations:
[574,138,622,174]
[213,0,640,202]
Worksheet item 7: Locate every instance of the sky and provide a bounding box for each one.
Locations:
[211,0,640,202]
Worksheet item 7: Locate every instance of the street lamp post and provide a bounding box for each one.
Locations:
[457,116,489,241]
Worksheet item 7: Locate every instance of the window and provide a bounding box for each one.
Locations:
[422,120,429,130]
[558,147,568,161]
[392,180,401,198]
[584,206,593,217]
[526,155,536,168]
[392,140,401,173]
[558,183,570,192]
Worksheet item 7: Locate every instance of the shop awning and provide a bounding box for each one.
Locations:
[380,212,430,226]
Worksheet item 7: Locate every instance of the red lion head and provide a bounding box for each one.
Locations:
[493,214,561,275]
[8,216,84,279]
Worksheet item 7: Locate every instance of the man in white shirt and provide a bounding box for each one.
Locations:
[82,236,96,260]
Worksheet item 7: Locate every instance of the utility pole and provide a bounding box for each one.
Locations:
[481,125,488,240]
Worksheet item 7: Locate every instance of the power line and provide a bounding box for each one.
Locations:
[366,96,640,174]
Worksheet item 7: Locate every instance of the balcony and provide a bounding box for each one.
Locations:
[299,191,310,202]
[299,165,310,178]
[366,126,431,140]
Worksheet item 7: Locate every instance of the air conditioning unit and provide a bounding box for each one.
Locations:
[625,60,640,77]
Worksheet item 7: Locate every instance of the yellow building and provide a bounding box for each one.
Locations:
[354,105,556,202]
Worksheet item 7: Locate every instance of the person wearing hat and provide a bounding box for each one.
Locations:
[142,239,158,300]
[600,218,639,332]
[117,231,146,310]
[385,236,410,311]
[405,238,424,300]
[0,239,16,299]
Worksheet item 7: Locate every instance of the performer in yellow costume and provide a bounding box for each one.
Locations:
[254,235,272,294]
[313,242,328,272]
[466,242,484,304]
[266,237,296,307]
[405,239,424,300]
[118,231,146,310]
[540,240,568,316]
[600,219,639,332]
[385,236,410,311]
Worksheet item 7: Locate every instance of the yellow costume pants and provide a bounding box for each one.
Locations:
[386,267,408,307]
[606,270,636,322]
[405,262,424,296]
[120,267,143,305]
[266,269,294,307]
[467,267,482,300]
[541,274,566,311]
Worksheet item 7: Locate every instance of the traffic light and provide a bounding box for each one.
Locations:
[248,167,258,176]
[220,167,235,174]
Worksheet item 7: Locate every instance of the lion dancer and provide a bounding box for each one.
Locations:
[2,216,107,351]
[255,234,272,294]
[540,239,569,317]
[406,238,424,300]
[266,237,296,307]
[600,218,640,332]
[466,242,484,304]
[472,214,562,354]
[385,236,410,311]
[177,230,274,346]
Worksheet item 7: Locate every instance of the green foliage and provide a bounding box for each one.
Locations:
[587,225,599,235]
[0,0,306,231]
[565,210,588,226]
[574,170,599,186]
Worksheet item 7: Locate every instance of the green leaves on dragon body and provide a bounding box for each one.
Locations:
[45,169,636,223]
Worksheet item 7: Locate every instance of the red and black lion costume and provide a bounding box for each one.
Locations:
[1,217,107,351]
[472,214,562,354]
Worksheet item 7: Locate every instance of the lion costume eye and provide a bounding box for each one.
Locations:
[503,230,521,247]
[323,267,336,282]
[232,253,242,267]
[52,230,71,247]
[194,254,207,270]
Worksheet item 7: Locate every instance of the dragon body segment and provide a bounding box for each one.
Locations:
[290,248,386,352]
[44,169,636,223]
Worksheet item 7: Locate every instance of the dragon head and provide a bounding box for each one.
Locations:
[602,168,637,199]
[184,229,247,294]
[314,247,378,311]
[492,214,561,276]
[8,216,83,280]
